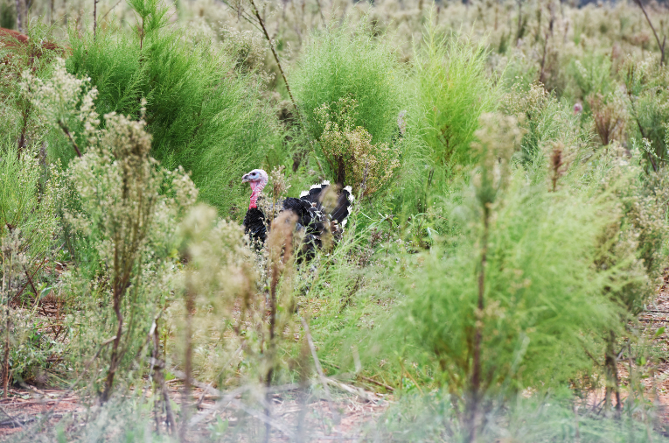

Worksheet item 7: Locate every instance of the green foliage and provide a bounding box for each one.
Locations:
[585,150,669,316]
[66,4,280,215]
[374,389,665,442]
[396,176,620,393]
[61,105,197,398]
[501,83,585,164]
[314,97,400,193]
[0,145,58,257]
[4,1,669,439]
[415,26,498,176]
[165,204,258,384]
[291,21,404,145]
[568,53,615,103]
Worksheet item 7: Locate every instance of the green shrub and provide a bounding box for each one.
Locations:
[62,105,197,399]
[414,26,499,177]
[291,21,404,145]
[389,115,623,402]
[501,83,585,164]
[314,97,400,193]
[0,143,59,258]
[567,52,615,104]
[623,58,669,169]
[66,1,281,215]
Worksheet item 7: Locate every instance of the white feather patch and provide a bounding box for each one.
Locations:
[343,186,355,202]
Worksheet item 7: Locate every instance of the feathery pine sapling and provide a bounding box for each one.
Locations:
[65,14,281,215]
[390,112,624,440]
[415,25,497,176]
[465,113,521,442]
[291,21,404,145]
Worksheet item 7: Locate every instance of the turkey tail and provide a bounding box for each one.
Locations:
[298,182,354,227]
[330,186,354,226]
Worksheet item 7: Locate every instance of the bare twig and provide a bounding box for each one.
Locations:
[633,0,666,66]
[215,0,263,32]
[625,89,658,172]
[100,0,123,21]
[93,0,99,39]
[0,404,21,428]
[45,336,116,413]
[179,280,195,442]
[248,0,301,122]
[300,317,332,401]
[3,306,9,399]
[301,316,341,432]
[15,0,23,33]
[195,346,242,409]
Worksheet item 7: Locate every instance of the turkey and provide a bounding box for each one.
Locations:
[241,169,354,251]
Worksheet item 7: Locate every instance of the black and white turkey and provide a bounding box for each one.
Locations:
[241,169,354,251]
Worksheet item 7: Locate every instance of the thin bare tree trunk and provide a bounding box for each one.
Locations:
[179,283,194,443]
[1,251,8,399]
[633,0,666,66]
[101,291,124,403]
[468,204,490,443]
[2,309,9,399]
[249,0,301,122]
[152,318,176,433]
[93,0,98,39]
[15,0,23,33]
[604,329,621,413]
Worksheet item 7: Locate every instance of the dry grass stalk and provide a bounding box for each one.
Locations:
[588,94,627,147]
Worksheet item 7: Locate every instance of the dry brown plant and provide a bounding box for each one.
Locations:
[588,93,628,147]
[315,97,399,195]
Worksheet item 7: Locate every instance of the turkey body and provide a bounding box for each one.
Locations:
[243,182,353,251]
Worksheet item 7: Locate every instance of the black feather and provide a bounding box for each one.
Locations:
[243,207,267,244]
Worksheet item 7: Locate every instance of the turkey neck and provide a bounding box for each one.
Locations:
[249,178,268,209]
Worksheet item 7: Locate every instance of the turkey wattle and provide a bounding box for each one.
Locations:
[241,169,354,249]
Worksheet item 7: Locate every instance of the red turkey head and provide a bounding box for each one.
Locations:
[242,169,268,209]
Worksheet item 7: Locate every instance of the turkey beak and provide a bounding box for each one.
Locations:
[241,174,250,183]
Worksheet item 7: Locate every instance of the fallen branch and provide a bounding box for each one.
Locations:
[0,405,22,428]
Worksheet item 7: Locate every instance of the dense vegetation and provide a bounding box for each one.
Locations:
[2,0,669,440]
